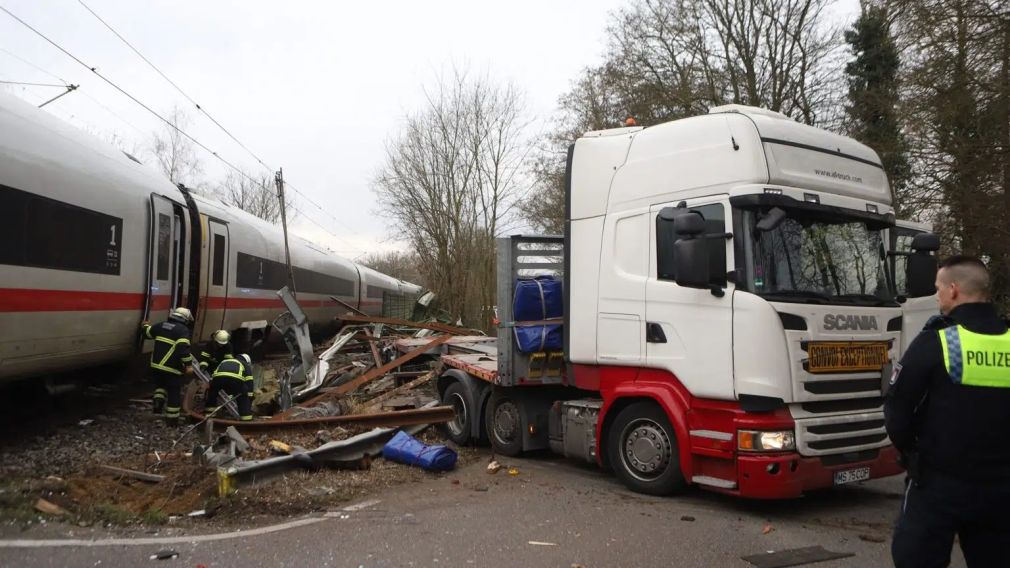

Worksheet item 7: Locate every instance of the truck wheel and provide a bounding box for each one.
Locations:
[608,402,685,495]
[486,392,523,456]
[441,382,472,445]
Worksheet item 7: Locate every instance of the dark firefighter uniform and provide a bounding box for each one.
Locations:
[206,356,254,421]
[199,342,232,373]
[142,320,193,421]
[884,303,1010,567]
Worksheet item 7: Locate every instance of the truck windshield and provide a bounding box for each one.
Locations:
[739,207,897,307]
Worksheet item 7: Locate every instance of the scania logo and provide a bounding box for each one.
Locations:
[823,314,879,331]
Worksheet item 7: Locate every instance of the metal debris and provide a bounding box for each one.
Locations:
[97,465,165,483]
[217,423,430,496]
[741,546,854,568]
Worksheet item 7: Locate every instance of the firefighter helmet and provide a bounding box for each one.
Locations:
[238,353,252,367]
[212,329,230,345]
[170,307,193,323]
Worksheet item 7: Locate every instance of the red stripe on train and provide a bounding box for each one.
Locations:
[0,288,370,313]
[0,288,151,312]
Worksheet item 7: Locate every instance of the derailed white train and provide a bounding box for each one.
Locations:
[0,91,420,383]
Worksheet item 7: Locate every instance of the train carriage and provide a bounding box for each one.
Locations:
[0,91,421,383]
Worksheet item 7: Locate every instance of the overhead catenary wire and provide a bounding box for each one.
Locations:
[0,45,67,84]
[74,0,362,240]
[0,46,145,136]
[0,79,66,87]
[1,3,365,254]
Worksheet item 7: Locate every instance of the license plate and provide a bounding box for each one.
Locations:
[807,342,888,373]
[833,467,870,486]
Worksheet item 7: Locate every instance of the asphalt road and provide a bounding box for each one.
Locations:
[0,452,967,568]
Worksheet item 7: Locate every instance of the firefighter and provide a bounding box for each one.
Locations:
[199,330,233,373]
[206,353,255,421]
[140,307,194,425]
[885,255,1010,567]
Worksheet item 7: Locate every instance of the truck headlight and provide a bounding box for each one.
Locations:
[738,430,795,452]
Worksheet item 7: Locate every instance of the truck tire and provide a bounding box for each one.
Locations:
[486,391,523,456]
[441,382,472,445]
[608,402,686,495]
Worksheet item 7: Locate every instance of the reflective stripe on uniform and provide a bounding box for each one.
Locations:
[152,388,166,400]
[213,359,249,382]
[239,415,253,421]
[938,325,1010,387]
[165,406,181,418]
[154,336,179,369]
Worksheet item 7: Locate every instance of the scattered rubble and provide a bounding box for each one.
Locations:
[0,297,481,530]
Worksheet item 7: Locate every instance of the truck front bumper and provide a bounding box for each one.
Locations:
[731,445,903,499]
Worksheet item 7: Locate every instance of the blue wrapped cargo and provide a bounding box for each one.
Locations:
[513,276,563,353]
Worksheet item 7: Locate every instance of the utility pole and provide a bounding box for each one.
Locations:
[275,168,296,298]
[38,84,78,108]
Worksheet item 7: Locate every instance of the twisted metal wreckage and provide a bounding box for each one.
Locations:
[172,286,478,494]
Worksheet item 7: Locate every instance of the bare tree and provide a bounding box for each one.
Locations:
[522,0,844,231]
[373,68,530,329]
[359,249,424,287]
[889,0,1010,308]
[149,105,203,189]
[215,170,293,224]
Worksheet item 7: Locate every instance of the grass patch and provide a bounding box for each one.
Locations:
[141,507,168,525]
[0,487,40,525]
[90,503,133,526]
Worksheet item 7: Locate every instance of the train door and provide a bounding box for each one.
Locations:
[200,219,230,335]
[144,195,184,324]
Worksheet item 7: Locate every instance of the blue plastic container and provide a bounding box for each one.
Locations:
[381,431,457,472]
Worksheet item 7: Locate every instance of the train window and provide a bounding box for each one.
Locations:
[156,214,171,280]
[212,234,226,286]
[0,183,122,275]
[235,251,354,296]
[367,285,384,298]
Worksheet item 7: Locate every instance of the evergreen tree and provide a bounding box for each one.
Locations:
[844,4,910,214]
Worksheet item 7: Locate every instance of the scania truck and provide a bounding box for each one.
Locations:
[435,105,939,498]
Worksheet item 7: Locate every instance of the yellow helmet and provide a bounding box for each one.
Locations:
[212,330,230,345]
[170,307,193,323]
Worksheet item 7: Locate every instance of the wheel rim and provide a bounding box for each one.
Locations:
[619,418,673,482]
[447,392,468,437]
[492,399,520,447]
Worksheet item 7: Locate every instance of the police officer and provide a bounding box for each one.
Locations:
[885,255,1010,567]
[199,330,233,373]
[141,307,195,425]
[206,353,254,421]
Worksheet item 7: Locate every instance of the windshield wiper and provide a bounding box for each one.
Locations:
[831,293,896,307]
[759,290,832,304]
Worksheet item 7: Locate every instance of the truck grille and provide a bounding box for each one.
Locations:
[798,397,883,415]
[794,412,891,457]
[803,378,880,395]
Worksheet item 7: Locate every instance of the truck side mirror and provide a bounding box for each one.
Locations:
[906,233,939,298]
[673,212,709,289]
[911,233,940,252]
[673,212,705,236]
[755,207,787,232]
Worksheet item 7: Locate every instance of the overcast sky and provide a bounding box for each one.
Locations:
[1,0,859,260]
